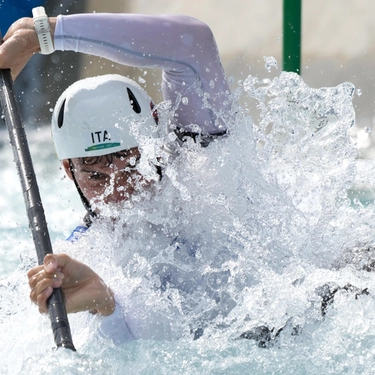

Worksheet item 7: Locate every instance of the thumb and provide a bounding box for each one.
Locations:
[43,253,71,274]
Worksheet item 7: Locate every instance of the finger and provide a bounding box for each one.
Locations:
[29,274,63,304]
[28,254,64,280]
[29,269,64,289]
[44,253,72,273]
[36,286,54,314]
[28,270,41,289]
[44,254,59,273]
[28,255,67,291]
[27,264,44,279]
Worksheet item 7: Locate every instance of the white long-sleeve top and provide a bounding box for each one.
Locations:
[54,13,231,135]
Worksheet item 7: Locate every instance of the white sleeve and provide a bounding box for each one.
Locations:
[54,13,231,135]
[98,294,177,343]
[98,299,135,344]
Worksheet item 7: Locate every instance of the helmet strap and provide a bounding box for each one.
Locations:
[68,159,96,227]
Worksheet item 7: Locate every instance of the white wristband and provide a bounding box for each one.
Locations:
[32,6,55,55]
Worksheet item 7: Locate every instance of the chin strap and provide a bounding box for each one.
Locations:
[68,159,96,227]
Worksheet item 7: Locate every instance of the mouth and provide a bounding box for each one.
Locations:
[90,199,132,220]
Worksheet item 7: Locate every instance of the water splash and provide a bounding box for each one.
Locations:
[1,70,375,373]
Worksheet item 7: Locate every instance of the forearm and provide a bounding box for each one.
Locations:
[55,14,214,74]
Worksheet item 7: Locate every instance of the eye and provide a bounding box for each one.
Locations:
[88,172,107,180]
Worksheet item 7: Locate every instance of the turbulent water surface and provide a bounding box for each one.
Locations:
[1,68,375,374]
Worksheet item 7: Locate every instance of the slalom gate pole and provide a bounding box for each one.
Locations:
[0,68,76,351]
[283,0,302,74]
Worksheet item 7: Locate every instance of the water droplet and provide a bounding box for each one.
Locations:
[264,56,278,72]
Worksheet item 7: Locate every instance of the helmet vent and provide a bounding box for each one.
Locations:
[127,88,141,114]
[57,99,66,129]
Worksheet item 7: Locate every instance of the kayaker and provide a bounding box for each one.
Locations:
[0,9,233,338]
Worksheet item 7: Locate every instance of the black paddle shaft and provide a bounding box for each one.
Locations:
[0,68,76,351]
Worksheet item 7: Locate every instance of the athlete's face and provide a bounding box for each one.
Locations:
[63,147,151,210]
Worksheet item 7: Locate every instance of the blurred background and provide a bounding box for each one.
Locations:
[2,0,375,155]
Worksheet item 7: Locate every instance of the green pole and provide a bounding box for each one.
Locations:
[283,0,302,74]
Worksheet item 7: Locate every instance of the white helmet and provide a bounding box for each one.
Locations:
[51,74,158,159]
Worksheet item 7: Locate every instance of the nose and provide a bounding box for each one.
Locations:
[103,172,132,204]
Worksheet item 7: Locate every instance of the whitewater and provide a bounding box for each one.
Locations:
[1,64,375,374]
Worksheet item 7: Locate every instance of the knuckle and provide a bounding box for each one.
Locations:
[29,289,36,303]
[28,274,37,287]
